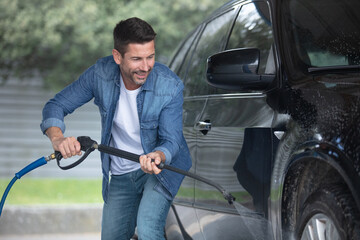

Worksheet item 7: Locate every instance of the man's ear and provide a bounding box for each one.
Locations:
[112,49,122,65]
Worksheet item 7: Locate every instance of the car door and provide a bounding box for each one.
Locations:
[190,2,277,239]
[169,6,239,239]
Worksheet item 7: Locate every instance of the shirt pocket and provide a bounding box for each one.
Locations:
[141,120,159,147]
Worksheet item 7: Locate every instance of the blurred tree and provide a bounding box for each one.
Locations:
[0,0,228,90]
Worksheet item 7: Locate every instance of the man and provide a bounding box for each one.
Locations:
[40,17,192,240]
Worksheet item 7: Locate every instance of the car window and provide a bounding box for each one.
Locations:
[169,27,201,80]
[283,0,360,67]
[183,9,236,97]
[226,2,274,75]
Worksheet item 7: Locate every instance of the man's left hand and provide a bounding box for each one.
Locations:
[139,150,165,174]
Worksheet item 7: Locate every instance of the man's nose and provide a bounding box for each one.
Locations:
[139,59,151,71]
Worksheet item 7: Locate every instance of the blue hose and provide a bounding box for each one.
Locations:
[0,156,48,217]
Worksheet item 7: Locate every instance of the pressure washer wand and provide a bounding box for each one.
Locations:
[0,154,56,217]
[55,136,235,204]
[71,136,236,204]
[97,143,236,203]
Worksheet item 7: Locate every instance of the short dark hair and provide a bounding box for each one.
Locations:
[113,17,156,56]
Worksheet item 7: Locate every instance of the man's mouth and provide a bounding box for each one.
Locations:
[135,71,148,80]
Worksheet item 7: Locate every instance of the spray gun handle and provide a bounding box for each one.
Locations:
[55,136,97,170]
[54,136,97,161]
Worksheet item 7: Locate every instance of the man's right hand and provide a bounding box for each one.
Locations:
[45,127,82,159]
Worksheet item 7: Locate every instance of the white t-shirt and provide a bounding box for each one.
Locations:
[110,76,143,175]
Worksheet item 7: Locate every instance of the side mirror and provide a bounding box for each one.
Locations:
[206,48,275,91]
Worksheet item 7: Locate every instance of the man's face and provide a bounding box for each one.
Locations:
[112,40,155,90]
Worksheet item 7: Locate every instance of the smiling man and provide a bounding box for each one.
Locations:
[40,17,192,240]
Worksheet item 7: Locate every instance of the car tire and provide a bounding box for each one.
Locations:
[296,185,360,240]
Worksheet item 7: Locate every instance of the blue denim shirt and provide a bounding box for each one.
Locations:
[40,56,192,201]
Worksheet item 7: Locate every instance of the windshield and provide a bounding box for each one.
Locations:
[282,0,360,69]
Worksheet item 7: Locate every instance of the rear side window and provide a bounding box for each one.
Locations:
[183,9,236,97]
[169,27,201,80]
[226,2,274,74]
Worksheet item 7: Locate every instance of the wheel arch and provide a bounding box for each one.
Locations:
[280,142,360,237]
[269,128,360,239]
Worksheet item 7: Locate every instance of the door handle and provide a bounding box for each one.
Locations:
[195,120,212,135]
[196,121,212,130]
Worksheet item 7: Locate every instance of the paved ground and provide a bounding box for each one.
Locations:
[0,205,102,239]
[0,233,101,240]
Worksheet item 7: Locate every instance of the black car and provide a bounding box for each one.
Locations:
[165,0,360,239]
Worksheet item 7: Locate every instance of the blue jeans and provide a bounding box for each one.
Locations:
[101,169,172,240]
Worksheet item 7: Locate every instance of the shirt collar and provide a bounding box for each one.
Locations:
[141,68,155,91]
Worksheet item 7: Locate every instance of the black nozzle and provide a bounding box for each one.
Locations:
[223,191,236,204]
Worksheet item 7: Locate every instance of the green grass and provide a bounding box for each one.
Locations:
[0,178,103,205]
[1,178,249,205]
